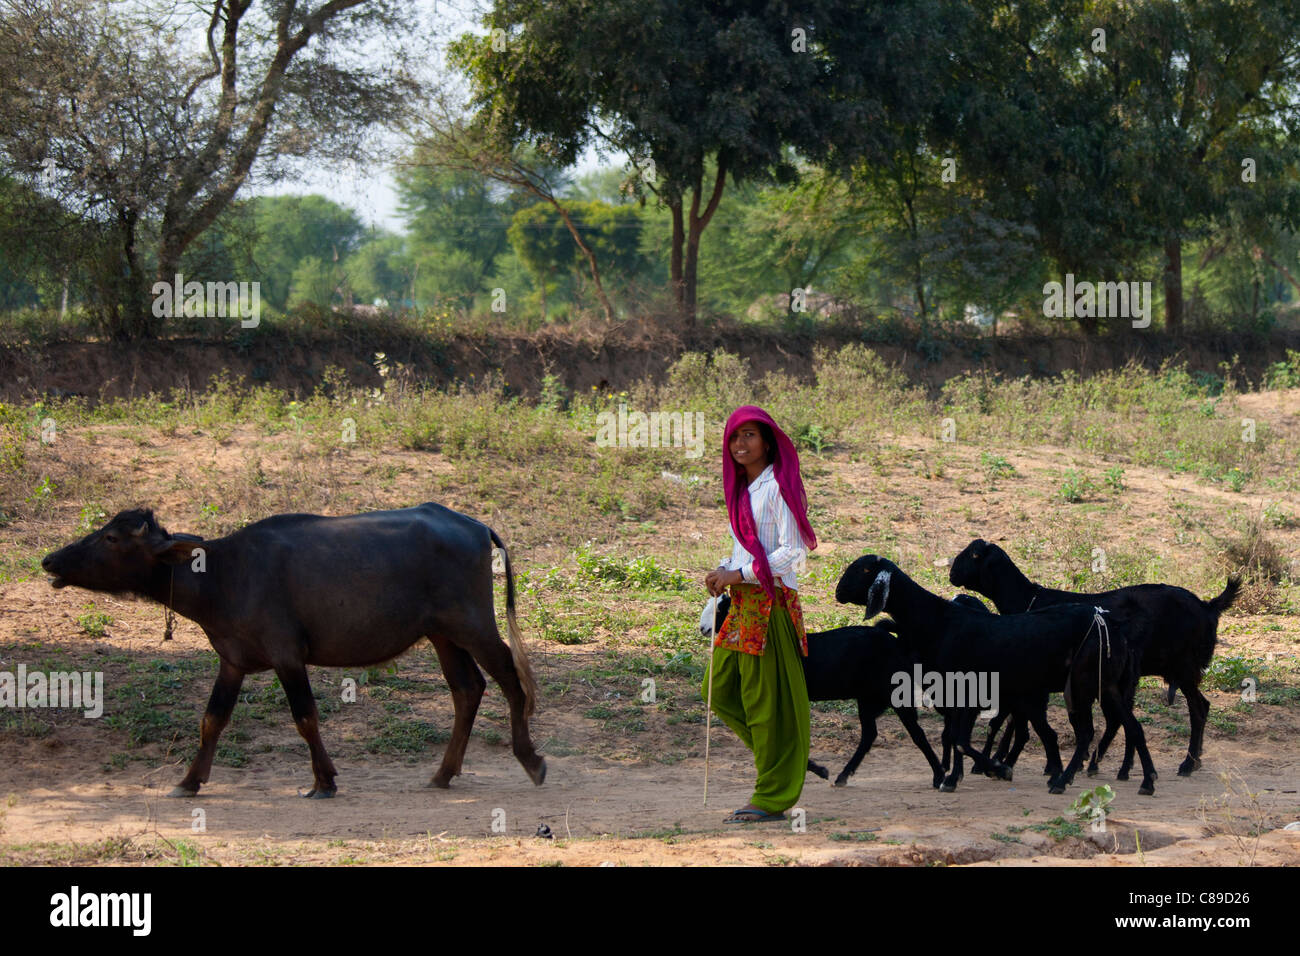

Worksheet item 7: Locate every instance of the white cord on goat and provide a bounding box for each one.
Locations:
[1086,606,1111,701]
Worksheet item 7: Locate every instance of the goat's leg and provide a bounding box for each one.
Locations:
[427,636,487,789]
[978,709,1009,766]
[277,663,338,798]
[1178,683,1210,777]
[1086,712,1128,780]
[459,627,546,786]
[1025,706,1063,780]
[993,712,1032,781]
[832,701,879,786]
[171,660,244,797]
[893,705,945,789]
[939,711,967,791]
[1049,688,1094,794]
[993,717,1018,765]
[939,709,953,772]
[946,710,1001,789]
[1105,691,1156,795]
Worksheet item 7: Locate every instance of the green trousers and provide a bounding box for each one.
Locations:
[701,603,811,813]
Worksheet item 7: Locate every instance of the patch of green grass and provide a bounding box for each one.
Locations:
[102,655,214,748]
[362,714,449,759]
[76,610,113,637]
[829,831,878,842]
[1008,816,1083,841]
[1204,655,1267,693]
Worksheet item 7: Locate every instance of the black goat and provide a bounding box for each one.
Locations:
[704,594,946,788]
[949,538,1240,778]
[836,555,1158,795]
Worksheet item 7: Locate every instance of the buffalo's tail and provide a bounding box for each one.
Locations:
[491,528,537,717]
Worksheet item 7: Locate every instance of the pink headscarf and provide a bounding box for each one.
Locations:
[723,405,817,598]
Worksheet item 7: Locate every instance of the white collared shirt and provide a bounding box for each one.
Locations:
[722,464,806,590]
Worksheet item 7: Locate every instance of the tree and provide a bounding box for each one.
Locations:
[507,199,645,318]
[0,0,416,337]
[448,0,868,325]
[247,195,366,311]
[402,108,622,321]
[937,0,1300,332]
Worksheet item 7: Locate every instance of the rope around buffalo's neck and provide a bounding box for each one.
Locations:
[1026,589,1039,612]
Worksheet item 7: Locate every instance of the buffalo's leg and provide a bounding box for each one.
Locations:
[276,663,337,798]
[833,701,879,787]
[171,660,244,797]
[459,631,545,785]
[893,705,945,789]
[428,636,486,788]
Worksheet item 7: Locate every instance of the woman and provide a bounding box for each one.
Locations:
[702,405,817,823]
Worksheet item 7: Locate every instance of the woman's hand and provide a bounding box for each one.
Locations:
[705,566,743,596]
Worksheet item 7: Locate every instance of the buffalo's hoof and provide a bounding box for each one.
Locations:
[302,787,336,799]
[931,775,944,790]
[996,764,1013,782]
[1176,757,1200,777]
[527,757,547,786]
[809,762,830,781]
[1048,783,1065,794]
[833,776,850,789]
[1138,781,1155,796]
[1116,768,1130,781]
[1086,764,1099,777]
[168,785,199,798]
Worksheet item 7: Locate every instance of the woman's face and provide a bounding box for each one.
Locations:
[729,422,770,469]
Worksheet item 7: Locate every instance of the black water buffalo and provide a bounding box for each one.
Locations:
[42,504,545,797]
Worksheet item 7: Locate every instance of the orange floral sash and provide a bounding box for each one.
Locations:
[714,583,808,657]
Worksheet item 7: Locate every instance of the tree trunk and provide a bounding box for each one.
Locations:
[547,198,615,322]
[111,210,152,340]
[1163,233,1183,331]
[682,156,728,328]
[670,201,685,319]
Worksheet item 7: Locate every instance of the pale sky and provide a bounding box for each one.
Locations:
[249,0,622,235]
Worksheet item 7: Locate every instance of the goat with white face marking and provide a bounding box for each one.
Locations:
[704,594,946,788]
[836,555,1157,795]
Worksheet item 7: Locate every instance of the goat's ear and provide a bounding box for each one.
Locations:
[152,536,201,565]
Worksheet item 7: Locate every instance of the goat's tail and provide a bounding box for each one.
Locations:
[490,528,537,717]
[1206,576,1242,617]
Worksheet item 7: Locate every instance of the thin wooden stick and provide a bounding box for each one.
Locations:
[704,592,716,806]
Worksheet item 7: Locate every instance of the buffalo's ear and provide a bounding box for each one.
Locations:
[153,535,202,564]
